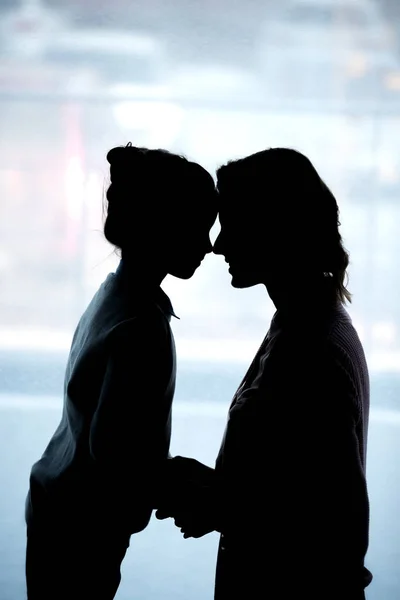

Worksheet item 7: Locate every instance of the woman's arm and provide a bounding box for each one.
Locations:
[88,317,174,530]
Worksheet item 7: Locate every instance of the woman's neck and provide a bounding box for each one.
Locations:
[119,255,168,288]
[266,275,337,313]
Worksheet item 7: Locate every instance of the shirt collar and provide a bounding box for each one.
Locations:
[154,287,179,321]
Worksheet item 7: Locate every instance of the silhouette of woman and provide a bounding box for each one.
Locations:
[157,148,372,600]
[25,143,217,600]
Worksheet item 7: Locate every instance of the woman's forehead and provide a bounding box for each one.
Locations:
[217,204,246,225]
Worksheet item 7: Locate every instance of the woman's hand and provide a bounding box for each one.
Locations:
[156,505,217,539]
[155,456,220,538]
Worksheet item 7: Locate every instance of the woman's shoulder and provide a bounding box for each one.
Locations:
[106,310,171,350]
[70,292,171,363]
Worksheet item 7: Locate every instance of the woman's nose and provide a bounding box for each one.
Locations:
[205,237,213,254]
[213,233,224,255]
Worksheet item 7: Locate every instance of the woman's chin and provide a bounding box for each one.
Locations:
[230,276,249,289]
[230,270,262,289]
[171,264,198,280]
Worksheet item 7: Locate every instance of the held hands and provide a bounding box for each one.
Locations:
[155,456,219,539]
[156,506,216,539]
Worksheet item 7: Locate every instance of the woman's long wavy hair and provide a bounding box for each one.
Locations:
[216,147,351,304]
